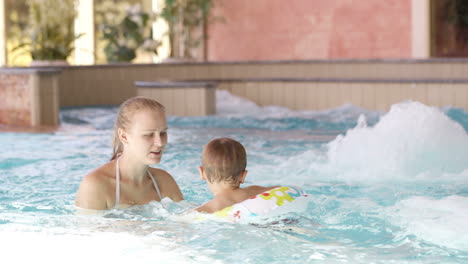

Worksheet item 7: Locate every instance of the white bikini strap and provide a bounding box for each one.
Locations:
[115,158,161,208]
[115,157,120,209]
[147,169,162,200]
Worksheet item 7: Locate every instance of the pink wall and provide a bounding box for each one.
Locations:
[207,0,411,61]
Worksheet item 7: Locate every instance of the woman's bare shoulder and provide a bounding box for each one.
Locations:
[148,167,184,201]
[149,167,182,186]
[82,162,115,186]
[75,161,115,210]
[149,167,171,177]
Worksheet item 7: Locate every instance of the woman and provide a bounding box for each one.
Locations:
[76,96,183,210]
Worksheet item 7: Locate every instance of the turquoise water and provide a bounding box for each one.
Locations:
[1,91,468,263]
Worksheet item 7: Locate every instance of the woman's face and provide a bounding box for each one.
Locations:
[122,109,168,165]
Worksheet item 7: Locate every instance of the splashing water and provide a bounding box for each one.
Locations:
[325,101,468,181]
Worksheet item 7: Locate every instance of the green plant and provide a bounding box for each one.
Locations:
[160,0,216,59]
[97,3,159,63]
[13,0,81,61]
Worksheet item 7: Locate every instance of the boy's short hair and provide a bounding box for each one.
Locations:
[202,138,247,184]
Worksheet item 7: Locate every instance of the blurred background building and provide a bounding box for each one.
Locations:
[1,0,468,127]
[0,0,467,67]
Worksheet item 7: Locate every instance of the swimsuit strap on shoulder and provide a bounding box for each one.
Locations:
[147,169,162,201]
[115,158,162,209]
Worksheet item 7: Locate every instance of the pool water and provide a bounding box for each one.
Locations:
[1,91,467,263]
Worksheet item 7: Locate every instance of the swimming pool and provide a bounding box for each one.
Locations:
[1,91,467,263]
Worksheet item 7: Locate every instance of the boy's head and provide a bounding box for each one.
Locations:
[200,138,247,185]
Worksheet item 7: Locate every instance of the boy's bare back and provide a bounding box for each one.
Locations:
[196,185,278,213]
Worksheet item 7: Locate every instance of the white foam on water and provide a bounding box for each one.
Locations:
[216,90,380,121]
[384,195,468,251]
[287,101,468,182]
[216,90,265,116]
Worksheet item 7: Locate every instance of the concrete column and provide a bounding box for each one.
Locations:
[0,0,7,66]
[411,0,431,58]
[0,69,60,127]
[75,0,95,65]
[30,70,60,126]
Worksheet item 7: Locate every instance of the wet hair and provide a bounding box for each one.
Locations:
[110,96,165,160]
[201,138,247,184]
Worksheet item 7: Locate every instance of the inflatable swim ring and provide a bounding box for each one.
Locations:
[213,186,308,222]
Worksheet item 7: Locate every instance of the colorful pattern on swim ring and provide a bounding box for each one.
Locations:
[214,186,307,222]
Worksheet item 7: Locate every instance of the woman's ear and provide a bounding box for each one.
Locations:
[198,166,206,181]
[118,128,128,145]
[239,170,248,184]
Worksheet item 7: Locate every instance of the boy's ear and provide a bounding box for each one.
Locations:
[239,170,248,184]
[198,166,206,181]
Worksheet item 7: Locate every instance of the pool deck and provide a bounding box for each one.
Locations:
[0,124,58,133]
[1,59,468,130]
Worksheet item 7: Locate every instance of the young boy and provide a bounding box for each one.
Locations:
[195,137,278,213]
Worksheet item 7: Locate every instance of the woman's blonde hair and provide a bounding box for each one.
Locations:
[110,96,165,160]
[201,138,247,184]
